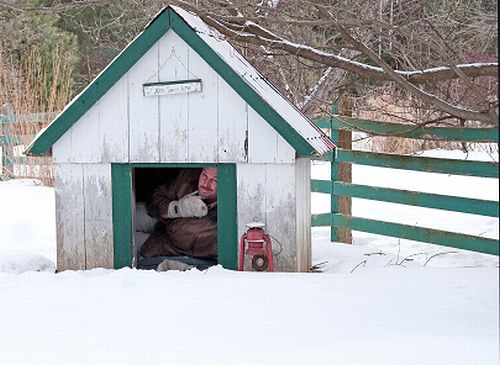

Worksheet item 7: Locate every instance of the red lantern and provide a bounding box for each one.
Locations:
[238,223,274,272]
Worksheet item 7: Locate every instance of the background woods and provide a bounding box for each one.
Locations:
[0,0,498,172]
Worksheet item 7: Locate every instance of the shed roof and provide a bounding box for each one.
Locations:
[26,6,334,157]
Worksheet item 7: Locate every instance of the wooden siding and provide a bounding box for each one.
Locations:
[295,157,311,272]
[129,43,160,162]
[217,76,248,162]
[53,78,129,163]
[237,163,298,271]
[52,30,294,165]
[158,32,189,162]
[82,164,113,268]
[54,163,113,271]
[54,164,85,270]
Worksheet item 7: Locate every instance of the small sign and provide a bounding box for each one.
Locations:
[143,79,202,96]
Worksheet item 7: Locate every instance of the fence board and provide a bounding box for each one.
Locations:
[313,117,499,142]
[0,135,25,144]
[0,113,54,124]
[332,213,499,255]
[311,179,332,194]
[334,182,499,217]
[311,213,332,227]
[311,151,334,161]
[337,149,499,177]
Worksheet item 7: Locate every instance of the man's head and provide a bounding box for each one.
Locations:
[198,168,217,201]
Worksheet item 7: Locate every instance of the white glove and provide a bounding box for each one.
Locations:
[166,191,208,218]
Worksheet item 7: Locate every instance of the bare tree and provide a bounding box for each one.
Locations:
[1,0,497,127]
[167,0,498,127]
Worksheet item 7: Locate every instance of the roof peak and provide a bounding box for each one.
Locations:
[27,5,333,156]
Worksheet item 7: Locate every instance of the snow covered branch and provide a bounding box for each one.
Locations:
[170,0,498,125]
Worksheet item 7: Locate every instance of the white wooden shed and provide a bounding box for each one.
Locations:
[26,6,334,272]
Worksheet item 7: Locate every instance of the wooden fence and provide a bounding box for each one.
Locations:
[2,112,499,256]
[311,115,499,256]
[0,113,53,183]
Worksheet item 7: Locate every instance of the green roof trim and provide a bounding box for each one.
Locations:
[27,10,171,155]
[169,11,315,156]
[27,7,317,156]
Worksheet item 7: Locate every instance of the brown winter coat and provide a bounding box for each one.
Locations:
[140,169,217,259]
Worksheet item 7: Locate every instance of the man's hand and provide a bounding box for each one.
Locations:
[165,191,208,218]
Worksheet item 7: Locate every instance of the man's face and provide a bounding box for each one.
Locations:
[198,168,217,200]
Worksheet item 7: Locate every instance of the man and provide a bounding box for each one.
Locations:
[140,167,218,261]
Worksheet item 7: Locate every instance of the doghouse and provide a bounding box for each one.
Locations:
[26,6,334,272]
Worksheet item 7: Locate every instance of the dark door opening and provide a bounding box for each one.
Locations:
[132,167,218,270]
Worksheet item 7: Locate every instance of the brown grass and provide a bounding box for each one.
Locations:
[0,45,73,185]
[351,92,480,154]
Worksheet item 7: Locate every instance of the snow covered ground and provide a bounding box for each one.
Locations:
[0,149,498,364]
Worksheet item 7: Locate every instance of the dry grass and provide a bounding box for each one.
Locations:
[350,92,487,155]
[0,45,73,185]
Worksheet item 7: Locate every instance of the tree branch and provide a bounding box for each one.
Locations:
[0,0,113,13]
[172,1,497,85]
[328,17,497,124]
[169,0,497,124]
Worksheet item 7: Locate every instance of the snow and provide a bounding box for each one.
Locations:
[0,149,498,364]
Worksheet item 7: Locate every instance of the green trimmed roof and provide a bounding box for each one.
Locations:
[27,6,334,157]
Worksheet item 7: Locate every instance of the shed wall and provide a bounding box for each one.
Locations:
[237,163,301,272]
[295,157,311,272]
[54,163,114,270]
[53,30,295,165]
[51,29,313,272]
[54,161,311,272]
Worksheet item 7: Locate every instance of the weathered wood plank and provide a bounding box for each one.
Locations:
[52,125,72,163]
[333,214,499,256]
[247,107,277,163]
[246,106,296,163]
[295,157,311,272]
[217,76,247,162]
[69,107,101,163]
[236,163,267,270]
[54,163,85,271]
[276,131,296,163]
[335,182,500,217]
[129,42,160,162]
[83,164,113,269]
[98,76,129,162]
[265,163,296,271]
[336,149,499,177]
[332,107,352,244]
[159,30,189,162]
[187,44,218,162]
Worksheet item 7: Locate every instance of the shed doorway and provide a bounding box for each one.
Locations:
[111,163,238,270]
[133,166,218,270]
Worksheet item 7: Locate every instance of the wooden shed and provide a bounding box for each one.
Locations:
[26,6,334,272]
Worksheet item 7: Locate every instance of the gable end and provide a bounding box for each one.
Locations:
[27,7,328,157]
